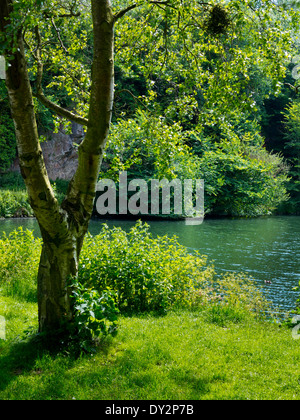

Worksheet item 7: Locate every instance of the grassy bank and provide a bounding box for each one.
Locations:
[0,296,300,400]
[0,190,33,218]
[0,173,68,218]
[0,223,299,400]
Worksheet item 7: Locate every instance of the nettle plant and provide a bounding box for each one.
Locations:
[71,281,119,350]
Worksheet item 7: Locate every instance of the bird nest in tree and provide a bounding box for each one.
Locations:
[204,5,231,36]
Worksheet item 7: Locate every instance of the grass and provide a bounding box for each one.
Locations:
[0,173,68,218]
[0,225,299,400]
[0,189,33,218]
[1,295,300,400]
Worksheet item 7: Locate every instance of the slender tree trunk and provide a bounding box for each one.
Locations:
[37,229,87,332]
[1,0,115,334]
[3,28,75,331]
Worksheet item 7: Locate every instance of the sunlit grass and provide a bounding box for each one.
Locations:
[1,296,300,400]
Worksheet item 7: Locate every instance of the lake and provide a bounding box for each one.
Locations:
[0,216,299,312]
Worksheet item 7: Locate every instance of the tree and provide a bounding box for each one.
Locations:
[0,0,114,333]
[0,0,298,335]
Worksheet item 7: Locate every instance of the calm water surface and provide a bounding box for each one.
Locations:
[0,216,299,312]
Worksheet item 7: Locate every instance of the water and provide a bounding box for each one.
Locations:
[0,216,299,312]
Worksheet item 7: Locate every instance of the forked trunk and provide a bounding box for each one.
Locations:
[1,0,114,335]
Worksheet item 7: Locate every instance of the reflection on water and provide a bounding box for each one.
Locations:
[0,216,299,312]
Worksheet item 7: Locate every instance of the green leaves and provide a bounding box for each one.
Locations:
[104,109,197,181]
[114,0,298,133]
[78,221,214,314]
[0,83,16,171]
[71,281,119,351]
[282,99,300,212]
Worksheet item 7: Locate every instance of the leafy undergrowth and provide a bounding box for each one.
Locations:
[0,223,299,400]
[0,296,300,400]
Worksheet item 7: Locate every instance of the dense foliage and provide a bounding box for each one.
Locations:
[78,222,214,313]
[0,224,269,316]
[282,100,300,213]
[0,83,16,172]
[104,111,289,216]
[1,0,299,216]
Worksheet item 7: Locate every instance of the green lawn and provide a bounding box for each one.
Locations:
[0,295,300,400]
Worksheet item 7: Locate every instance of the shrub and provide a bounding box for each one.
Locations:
[0,228,41,301]
[70,281,119,352]
[79,221,215,314]
[196,147,289,217]
[78,222,271,317]
[0,190,33,218]
[204,272,271,326]
[0,172,25,189]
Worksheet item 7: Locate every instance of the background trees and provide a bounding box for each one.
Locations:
[1,0,299,215]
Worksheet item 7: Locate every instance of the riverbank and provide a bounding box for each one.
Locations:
[0,171,299,218]
[0,219,299,400]
[1,215,299,313]
[1,294,300,400]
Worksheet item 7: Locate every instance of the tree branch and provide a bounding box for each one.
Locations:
[113,3,139,22]
[43,2,81,19]
[33,91,89,126]
[33,25,88,127]
[51,17,68,54]
[113,1,175,22]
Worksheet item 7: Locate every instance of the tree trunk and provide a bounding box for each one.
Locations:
[1,0,115,334]
[37,229,85,332]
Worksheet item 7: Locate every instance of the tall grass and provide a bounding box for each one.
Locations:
[0,228,41,301]
[0,190,33,218]
[0,173,69,218]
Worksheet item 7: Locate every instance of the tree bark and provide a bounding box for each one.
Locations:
[37,230,83,332]
[1,0,115,333]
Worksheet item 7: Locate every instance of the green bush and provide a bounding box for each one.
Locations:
[0,172,25,189]
[193,137,289,217]
[0,189,33,218]
[78,222,222,314]
[0,223,270,319]
[70,281,119,352]
[0,228,41,301]
[204,272,270,326]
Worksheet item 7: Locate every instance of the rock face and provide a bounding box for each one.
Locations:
[11,123,85,181]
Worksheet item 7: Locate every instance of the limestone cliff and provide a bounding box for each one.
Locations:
[11,123,85,181]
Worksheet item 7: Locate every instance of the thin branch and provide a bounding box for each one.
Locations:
[43,2,81,19]
[113,3,138,22]
[33,91,89,126]
[150,1,174,6]
[51,17,68,54]
[35,25,44,92]
[113,1,176,22]
[33,25,88,127]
